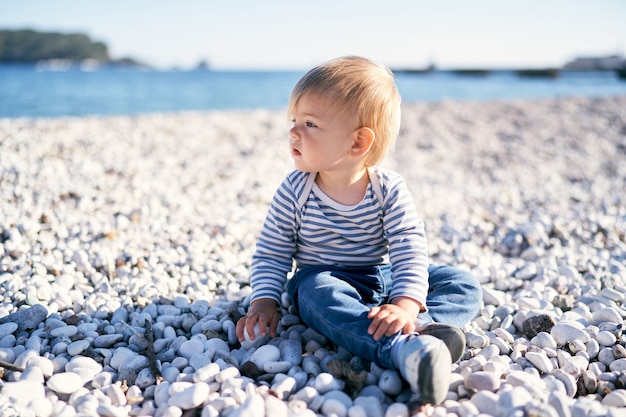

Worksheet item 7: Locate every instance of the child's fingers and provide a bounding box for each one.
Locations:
[235,319,244,341]
[402,321,416,334]
[257,313,270,336]
[367,306,380,318]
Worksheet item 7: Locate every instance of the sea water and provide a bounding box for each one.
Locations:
[1,64,625,118]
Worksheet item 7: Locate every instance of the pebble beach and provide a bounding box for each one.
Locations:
[1,95,626,416]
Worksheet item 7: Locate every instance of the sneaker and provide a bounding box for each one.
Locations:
[418,323,466,363]
[396,334,451,405]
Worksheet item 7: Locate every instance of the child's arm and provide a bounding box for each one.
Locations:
[367,296,423,341]
[236,298,281,341]
[237,173,302,342]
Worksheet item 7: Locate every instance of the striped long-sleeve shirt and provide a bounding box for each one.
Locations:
[250,168,429,308]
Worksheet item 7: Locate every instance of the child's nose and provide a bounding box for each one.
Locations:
[289,126,299,140]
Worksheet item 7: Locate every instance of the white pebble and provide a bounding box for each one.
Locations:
[0,379,46,407]
[314,372,345,394]
[602,389,626,407]
[264,360,293,374]
[384,403,409,417]
[168,382,210,409]
[50,325,78,338]
[353,396,384,417]
[465,371,501,392]
[250,344,280,369]
[25,355,54,377]
[525,351,554,374]
[65,356,103,383]
[378,369,403,395]
[178,338,204,359]
[596,331,617,346]
[280,339,303,365]
[67,339,91,356]
[321,398,347,417]
[591,307,623,326]
[550,322,590,346]
[110,347,137,370]
[0,322,18,338]
[47,371,85,394]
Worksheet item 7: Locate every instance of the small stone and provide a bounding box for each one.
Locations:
[314,372,345,394]
[250,344,280,370]
[178,338,204,359]
[614,344,626,359]
[67,339,91,356]
[353,396,384,417]
[0,380,46,407]
[596,331,617,347]
[465,371,501,392]
[384,403,409,417]
[0,322,18,338]
[591,307,623,326]
[321,398,347,417]
[265,394,289,416]
[378,369,403,395]
[498,386,533,414]
[550,322,590,346]
[110,347,138,370]
[215,366,240,383]
[264,360,293,374]
[47,371,85,394]
[93,334,124,348]
[471,390,499,414]
[65,356,103,383]
[25,356,54,377]
[530,332,557,349]
[239,360,263,379]
[168,382,210,409]
[482,287,507,306]
[105,383,127,406]
[135,367,156,389]
[0,304,48,331]
[525,351,554,374]
[550,369,577,397]
[240,323,268,349]
[280,339,302,365]
[466,332,490,349]
[228,394,264,417]
[602,389,626,407]
[270,375,297,400]
[522,314,556,339]
[609,358,626,372]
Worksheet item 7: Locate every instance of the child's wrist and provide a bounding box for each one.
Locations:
[251,298,279,308]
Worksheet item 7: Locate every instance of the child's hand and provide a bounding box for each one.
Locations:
[367,297,422,341]
[236,298,280,342]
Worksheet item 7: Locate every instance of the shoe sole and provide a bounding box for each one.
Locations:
[404,336,451,405]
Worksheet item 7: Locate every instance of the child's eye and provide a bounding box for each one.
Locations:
[305,121,317,128]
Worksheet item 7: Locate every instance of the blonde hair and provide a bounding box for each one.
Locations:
[288,56,401,166]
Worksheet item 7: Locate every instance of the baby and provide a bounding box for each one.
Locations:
[236,56,481,405]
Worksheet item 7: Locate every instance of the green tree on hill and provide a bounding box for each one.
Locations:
[0,29,110,62]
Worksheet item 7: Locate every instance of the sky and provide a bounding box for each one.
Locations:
[0,0,624,70]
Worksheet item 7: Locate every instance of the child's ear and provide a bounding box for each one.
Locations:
[351,127,375,156]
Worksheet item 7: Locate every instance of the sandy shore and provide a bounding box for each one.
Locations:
[1,95,625,416]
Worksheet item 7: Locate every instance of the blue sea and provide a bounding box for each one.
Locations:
[1,64,625,118]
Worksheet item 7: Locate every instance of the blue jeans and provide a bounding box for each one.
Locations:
[286,264,482,370]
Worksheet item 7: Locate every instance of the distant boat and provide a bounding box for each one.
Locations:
[35,59,73,72]
[515,68,560,78]
[451,69,491,76]
[393,64,435,74]
[616,68,626,80]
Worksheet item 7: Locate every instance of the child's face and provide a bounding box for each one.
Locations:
[289,93,359,173]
